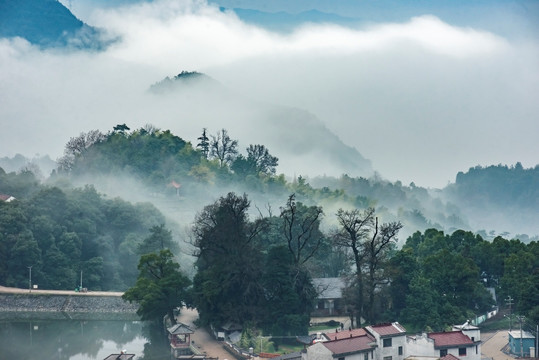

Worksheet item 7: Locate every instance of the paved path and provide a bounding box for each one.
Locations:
[0,285,124,296]
[481,331,513,360]
[176,307,233,360]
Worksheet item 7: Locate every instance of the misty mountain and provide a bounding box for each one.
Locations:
[0,0,104,48]
[150,71,374,179]
[219,7,361,32]
[210,0,539,38]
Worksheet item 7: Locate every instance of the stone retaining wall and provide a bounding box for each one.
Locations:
[0,293,138,314]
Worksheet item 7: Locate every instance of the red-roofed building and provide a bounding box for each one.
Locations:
[366,323,407,360]
[441,354,462,360]
[308,322,481,360]
[326,328,368,341]
[307,332,377,360]
[406,328,481,360]
[0,194,15,202]
[428,331,474,348]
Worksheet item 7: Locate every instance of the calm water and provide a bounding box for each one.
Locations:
[0,313,170,360]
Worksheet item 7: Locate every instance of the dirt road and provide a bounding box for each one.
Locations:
[176,307,233,360]
[481,331,513,360]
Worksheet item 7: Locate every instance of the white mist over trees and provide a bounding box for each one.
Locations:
[0,0,537,188]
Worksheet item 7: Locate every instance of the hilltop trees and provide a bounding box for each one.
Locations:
[196,128,210,159]
[210,129,238,167]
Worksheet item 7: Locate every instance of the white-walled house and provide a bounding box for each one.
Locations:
[305,329,377,360]
[452,322,481,343]
[406,330,480,360]
[365,323,407,360]
[292,321,481,360]
[306,323,406,360]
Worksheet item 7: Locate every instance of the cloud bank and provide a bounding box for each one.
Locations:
[0,0,537,187]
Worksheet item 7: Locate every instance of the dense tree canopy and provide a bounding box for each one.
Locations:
[123,249,191,323]
[0,170,169,291]
[191,192,317,335]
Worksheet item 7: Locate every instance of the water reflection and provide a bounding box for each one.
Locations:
[0,313,170,360]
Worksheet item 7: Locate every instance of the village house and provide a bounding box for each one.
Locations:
[508,330,535,357]
[312,278,347,317]
[293,321,480,360]
[365,323,407,360]
[305,328,377,360]
[406,325,481,360]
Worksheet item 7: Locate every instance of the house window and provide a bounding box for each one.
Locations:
[383,357,392,360]
[338,357,345,360]
[440,349,448,357]
[364,353,369,360]
[383,338,392,347]
[398,346,403,355]
[459,348,467,356]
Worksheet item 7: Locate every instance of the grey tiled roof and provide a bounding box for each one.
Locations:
[312,278,345,299]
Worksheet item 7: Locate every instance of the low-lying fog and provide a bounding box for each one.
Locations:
[0,0,538,189]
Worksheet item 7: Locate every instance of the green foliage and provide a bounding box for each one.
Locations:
[138,224,179,255]
[260,245,314,335]
[192,193,317,335]
[390,228,539,331]
[123,249,191,323]
[192,192,266,326]
[0,171,168,291]
[196,128,210,159]
[452,163,539,209]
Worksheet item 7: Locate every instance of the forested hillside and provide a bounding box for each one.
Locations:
[443,163,539,237]
[1,125,538,333]
[449,163,539,209]
[53,124,475,240]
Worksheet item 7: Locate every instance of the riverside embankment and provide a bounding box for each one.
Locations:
[0,286,138,319]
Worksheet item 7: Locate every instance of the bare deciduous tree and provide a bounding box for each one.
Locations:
[280,194,324,267]
[210,128,238,167]
[334,207,402,325]
[57,130,105,171]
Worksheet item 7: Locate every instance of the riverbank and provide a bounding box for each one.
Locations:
[0,292,138,315]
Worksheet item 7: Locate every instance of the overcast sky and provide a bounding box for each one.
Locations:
[0,0,537,188]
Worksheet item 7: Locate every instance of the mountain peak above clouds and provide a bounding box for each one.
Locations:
[149,70,374,179]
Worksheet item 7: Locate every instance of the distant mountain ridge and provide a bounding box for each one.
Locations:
[211,0,539,39]
[0,0,105,48]
[221,7,361,32]
[150,71,374,178]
